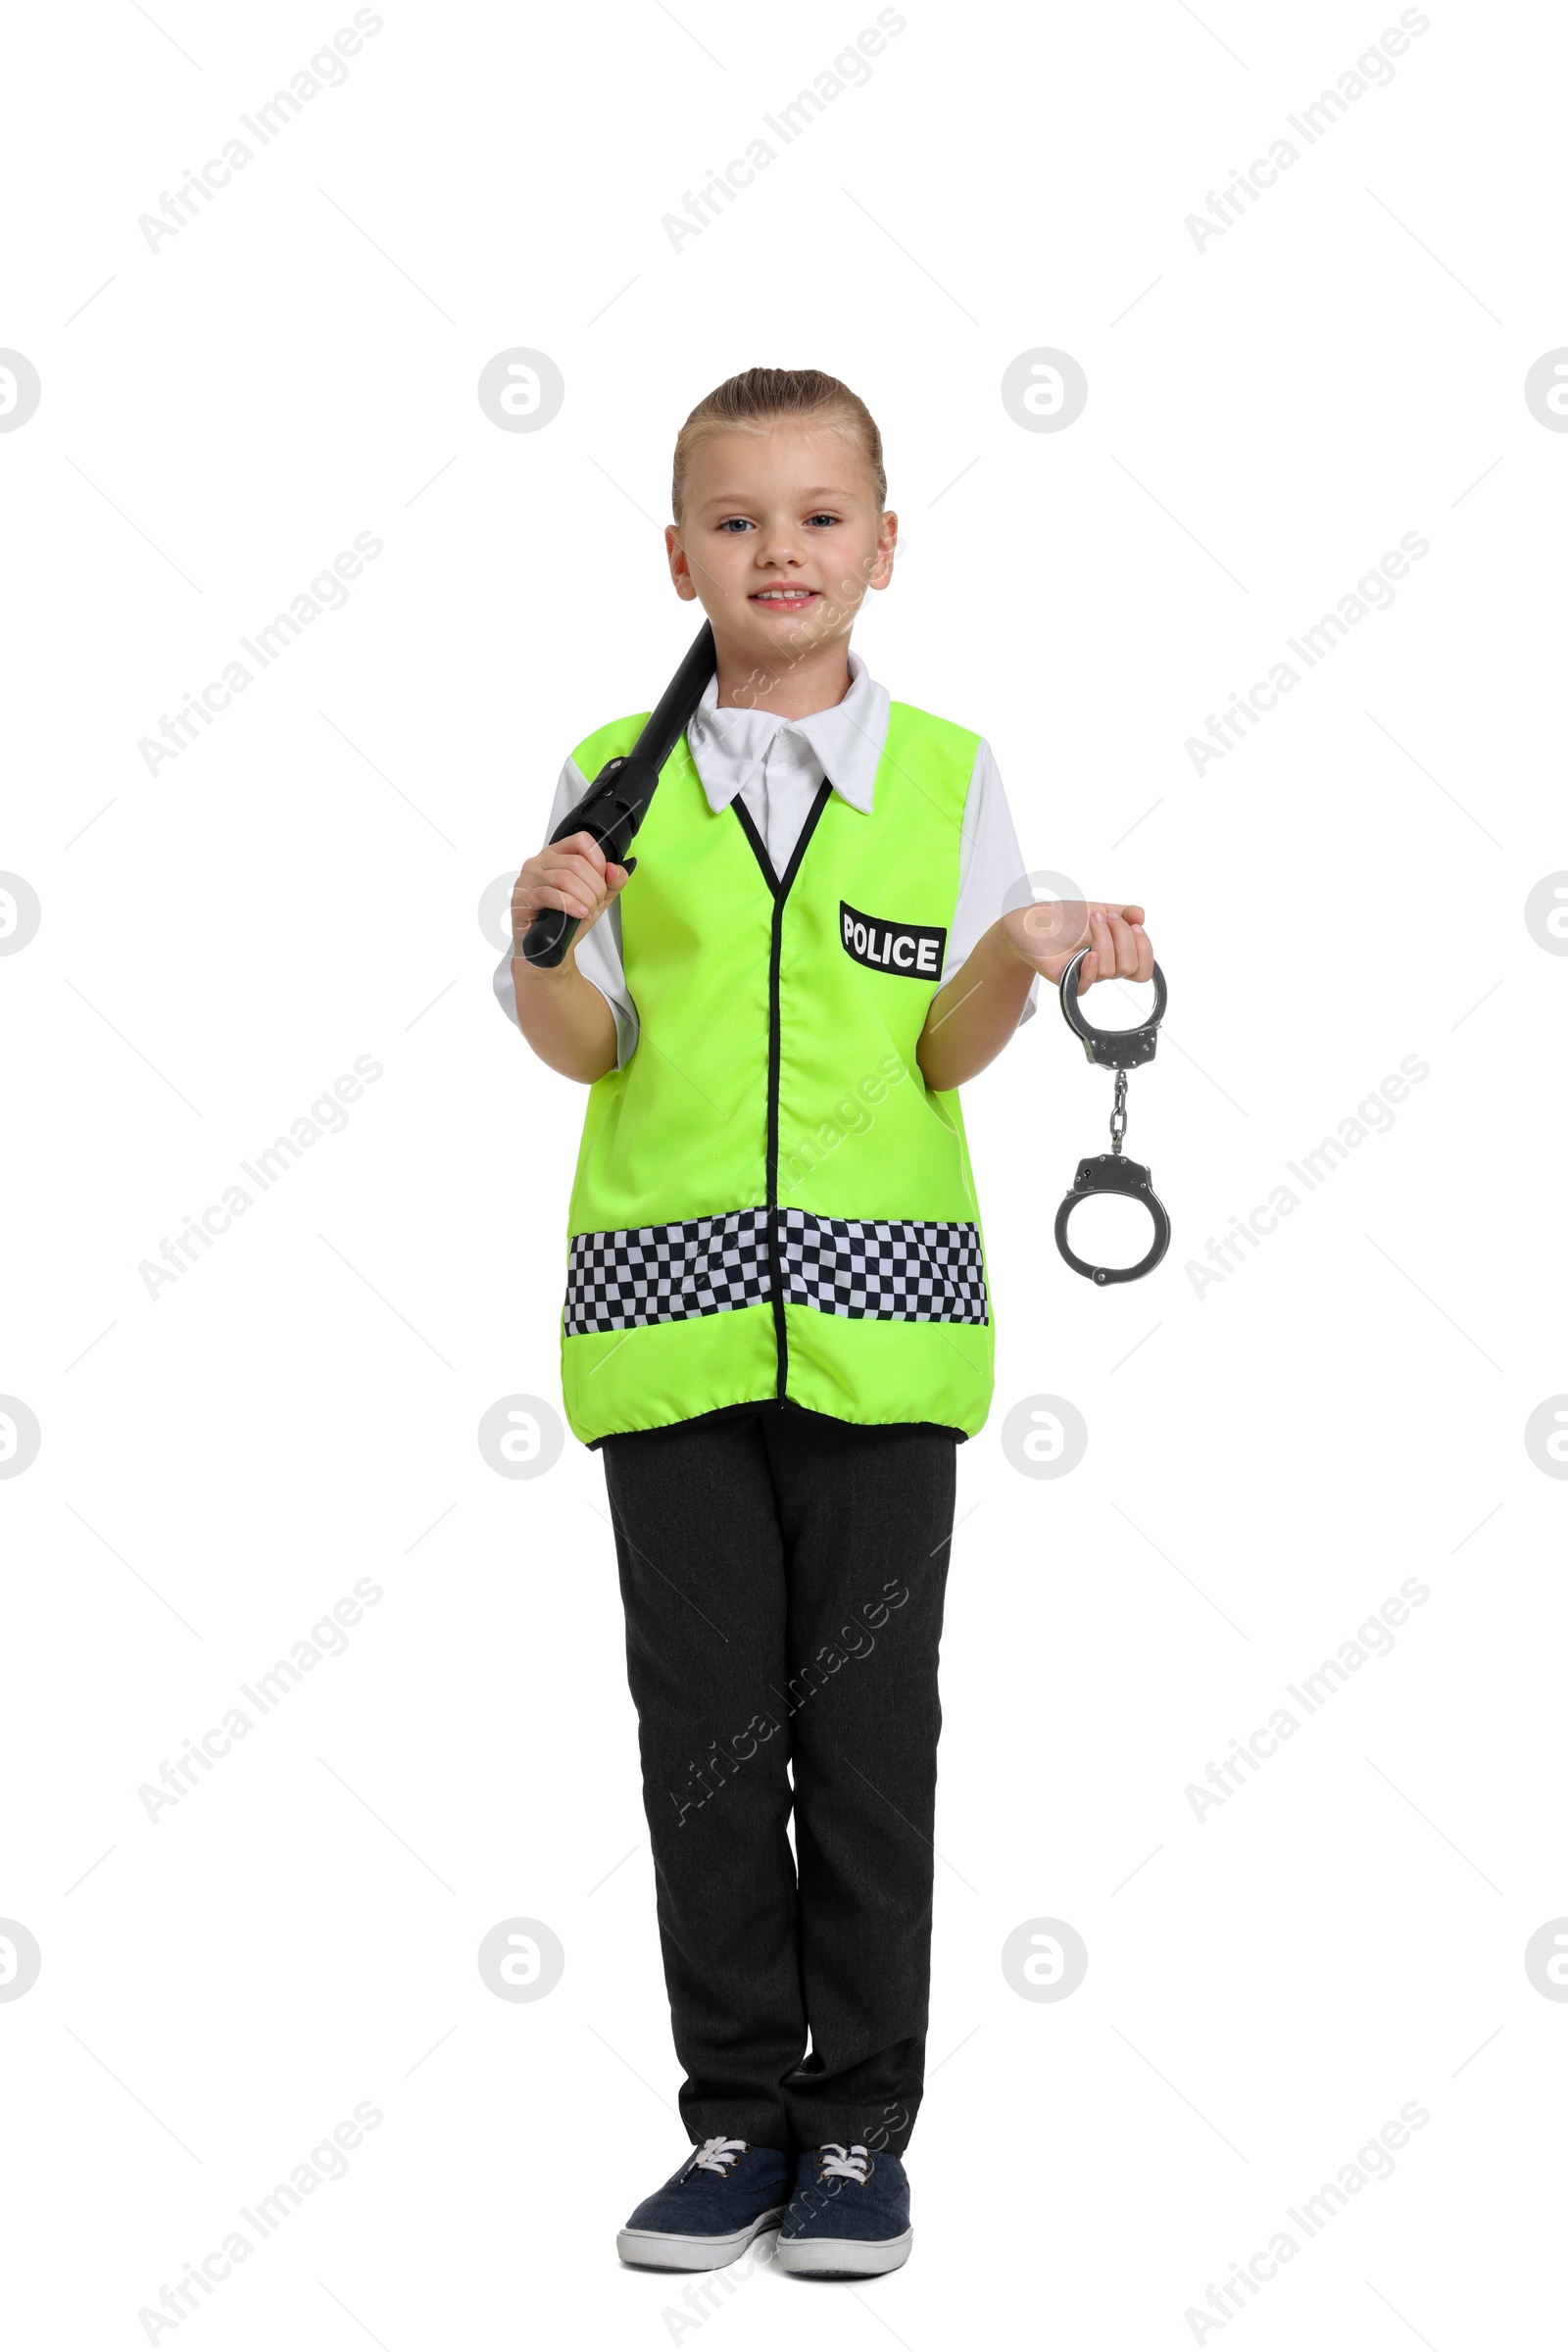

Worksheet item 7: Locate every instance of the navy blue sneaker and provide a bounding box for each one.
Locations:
[617,2136,791,2270]
[776,2141,913,2278]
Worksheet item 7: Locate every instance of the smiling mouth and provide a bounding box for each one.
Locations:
[750,587,819,607]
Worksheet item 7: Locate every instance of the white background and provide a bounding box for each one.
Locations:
[5,1,1564,2344]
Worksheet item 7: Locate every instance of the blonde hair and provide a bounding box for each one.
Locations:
[671,367,886,523]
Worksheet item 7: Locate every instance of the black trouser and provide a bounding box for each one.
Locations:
[600,1404,956,2159]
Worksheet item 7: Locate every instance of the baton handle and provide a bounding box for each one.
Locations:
[518,621,716,970]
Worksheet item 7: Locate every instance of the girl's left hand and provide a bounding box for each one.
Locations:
[998,900,1153,992]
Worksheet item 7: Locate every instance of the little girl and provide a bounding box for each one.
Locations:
[496,368,1153,2278]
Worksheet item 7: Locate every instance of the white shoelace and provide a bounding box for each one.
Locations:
[686,2136,749,2178]
[817,2141,871,2184]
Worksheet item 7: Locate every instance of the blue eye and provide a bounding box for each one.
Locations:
[715,513,840,531]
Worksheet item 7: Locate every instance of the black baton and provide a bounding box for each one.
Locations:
[518,619,717,969]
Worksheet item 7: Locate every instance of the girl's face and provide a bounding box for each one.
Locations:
[665,420,897,670]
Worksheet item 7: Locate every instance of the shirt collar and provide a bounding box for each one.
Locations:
[683,647,890,816]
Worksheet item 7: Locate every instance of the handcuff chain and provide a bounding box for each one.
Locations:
[1109,1069,1128,1154]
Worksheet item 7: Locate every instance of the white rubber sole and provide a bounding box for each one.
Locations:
[616,2207,785,2272]
[776,2226,913,2278]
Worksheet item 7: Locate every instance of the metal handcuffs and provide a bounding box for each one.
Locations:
[1054,947,1171,1285]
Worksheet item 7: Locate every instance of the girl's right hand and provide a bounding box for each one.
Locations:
[510,830,633,958]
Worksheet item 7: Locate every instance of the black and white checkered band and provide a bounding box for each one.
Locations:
[778,1207,988,1324]
[564,1206,988,1336]
[565,1208,771,1336]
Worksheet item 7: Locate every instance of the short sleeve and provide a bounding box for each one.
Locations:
[492,754,640,1066]
[943,738,1041,1028]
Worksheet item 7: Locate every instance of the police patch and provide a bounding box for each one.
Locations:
[839,899,947,982]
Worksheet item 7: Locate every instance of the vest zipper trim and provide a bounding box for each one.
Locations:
[729,781,835,1402]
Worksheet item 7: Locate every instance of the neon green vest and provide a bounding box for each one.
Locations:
[560,699,995,1447]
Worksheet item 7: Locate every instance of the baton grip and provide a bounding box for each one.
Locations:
[516,849,641,967]
[516,754,651,970]
[519,903,577,969]
[516,621,715,971]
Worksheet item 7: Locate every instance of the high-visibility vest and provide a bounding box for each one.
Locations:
[560,700,996,1447]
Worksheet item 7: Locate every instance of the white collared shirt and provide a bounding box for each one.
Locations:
[494,647,1039,1066]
